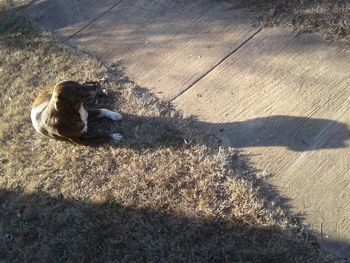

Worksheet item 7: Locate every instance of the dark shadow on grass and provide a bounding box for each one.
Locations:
[1,189,346,263]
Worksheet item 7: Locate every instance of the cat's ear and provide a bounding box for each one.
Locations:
[81,81,102,99]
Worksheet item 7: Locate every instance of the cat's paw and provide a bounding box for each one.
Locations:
[101,110,122,121]
[110,133,123,142]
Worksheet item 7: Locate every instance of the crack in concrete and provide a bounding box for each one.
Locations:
[170,27,263,102]
[64,0,123,42]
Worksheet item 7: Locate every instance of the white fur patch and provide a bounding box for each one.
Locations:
[58,80,70,84]
[111,133,123,142]
[79,104,88,133]
[100,109,122,121]
[31,102,49,133]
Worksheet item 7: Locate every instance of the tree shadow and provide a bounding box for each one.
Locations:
[1,188,347,263]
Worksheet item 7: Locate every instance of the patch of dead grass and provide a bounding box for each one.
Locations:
[0,17,342,262]
[232,0,350,41]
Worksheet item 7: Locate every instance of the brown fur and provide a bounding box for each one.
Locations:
[31,80,122,145]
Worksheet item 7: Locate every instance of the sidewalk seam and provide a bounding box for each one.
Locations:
[64,0,123,42]
[170,27,263,102]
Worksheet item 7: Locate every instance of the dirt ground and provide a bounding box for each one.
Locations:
[232,0,350,41]
[0,12,345,263]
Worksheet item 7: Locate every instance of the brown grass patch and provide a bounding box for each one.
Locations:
[0,16,341,262]
[232,0,350,41]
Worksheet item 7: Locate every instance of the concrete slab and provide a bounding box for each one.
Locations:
[174,28,350,257]
[65,0,258,100]
[26,0,120,38]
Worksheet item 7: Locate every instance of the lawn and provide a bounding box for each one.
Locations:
[0,9,342,263]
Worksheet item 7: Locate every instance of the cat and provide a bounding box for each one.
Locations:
[31,80,122,145]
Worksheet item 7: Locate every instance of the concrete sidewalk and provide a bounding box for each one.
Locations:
[26,0,350,258]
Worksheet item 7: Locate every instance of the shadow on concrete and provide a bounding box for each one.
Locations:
[209,115,349,152]
[92,108,349,152]
[24,0,249,33]
[1,188,348,262]
[24,0,119,32]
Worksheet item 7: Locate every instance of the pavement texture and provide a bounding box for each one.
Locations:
[25,0,350,258]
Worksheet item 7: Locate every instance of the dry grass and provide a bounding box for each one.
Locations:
[232,0,350,41]
[0,16,342,262]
